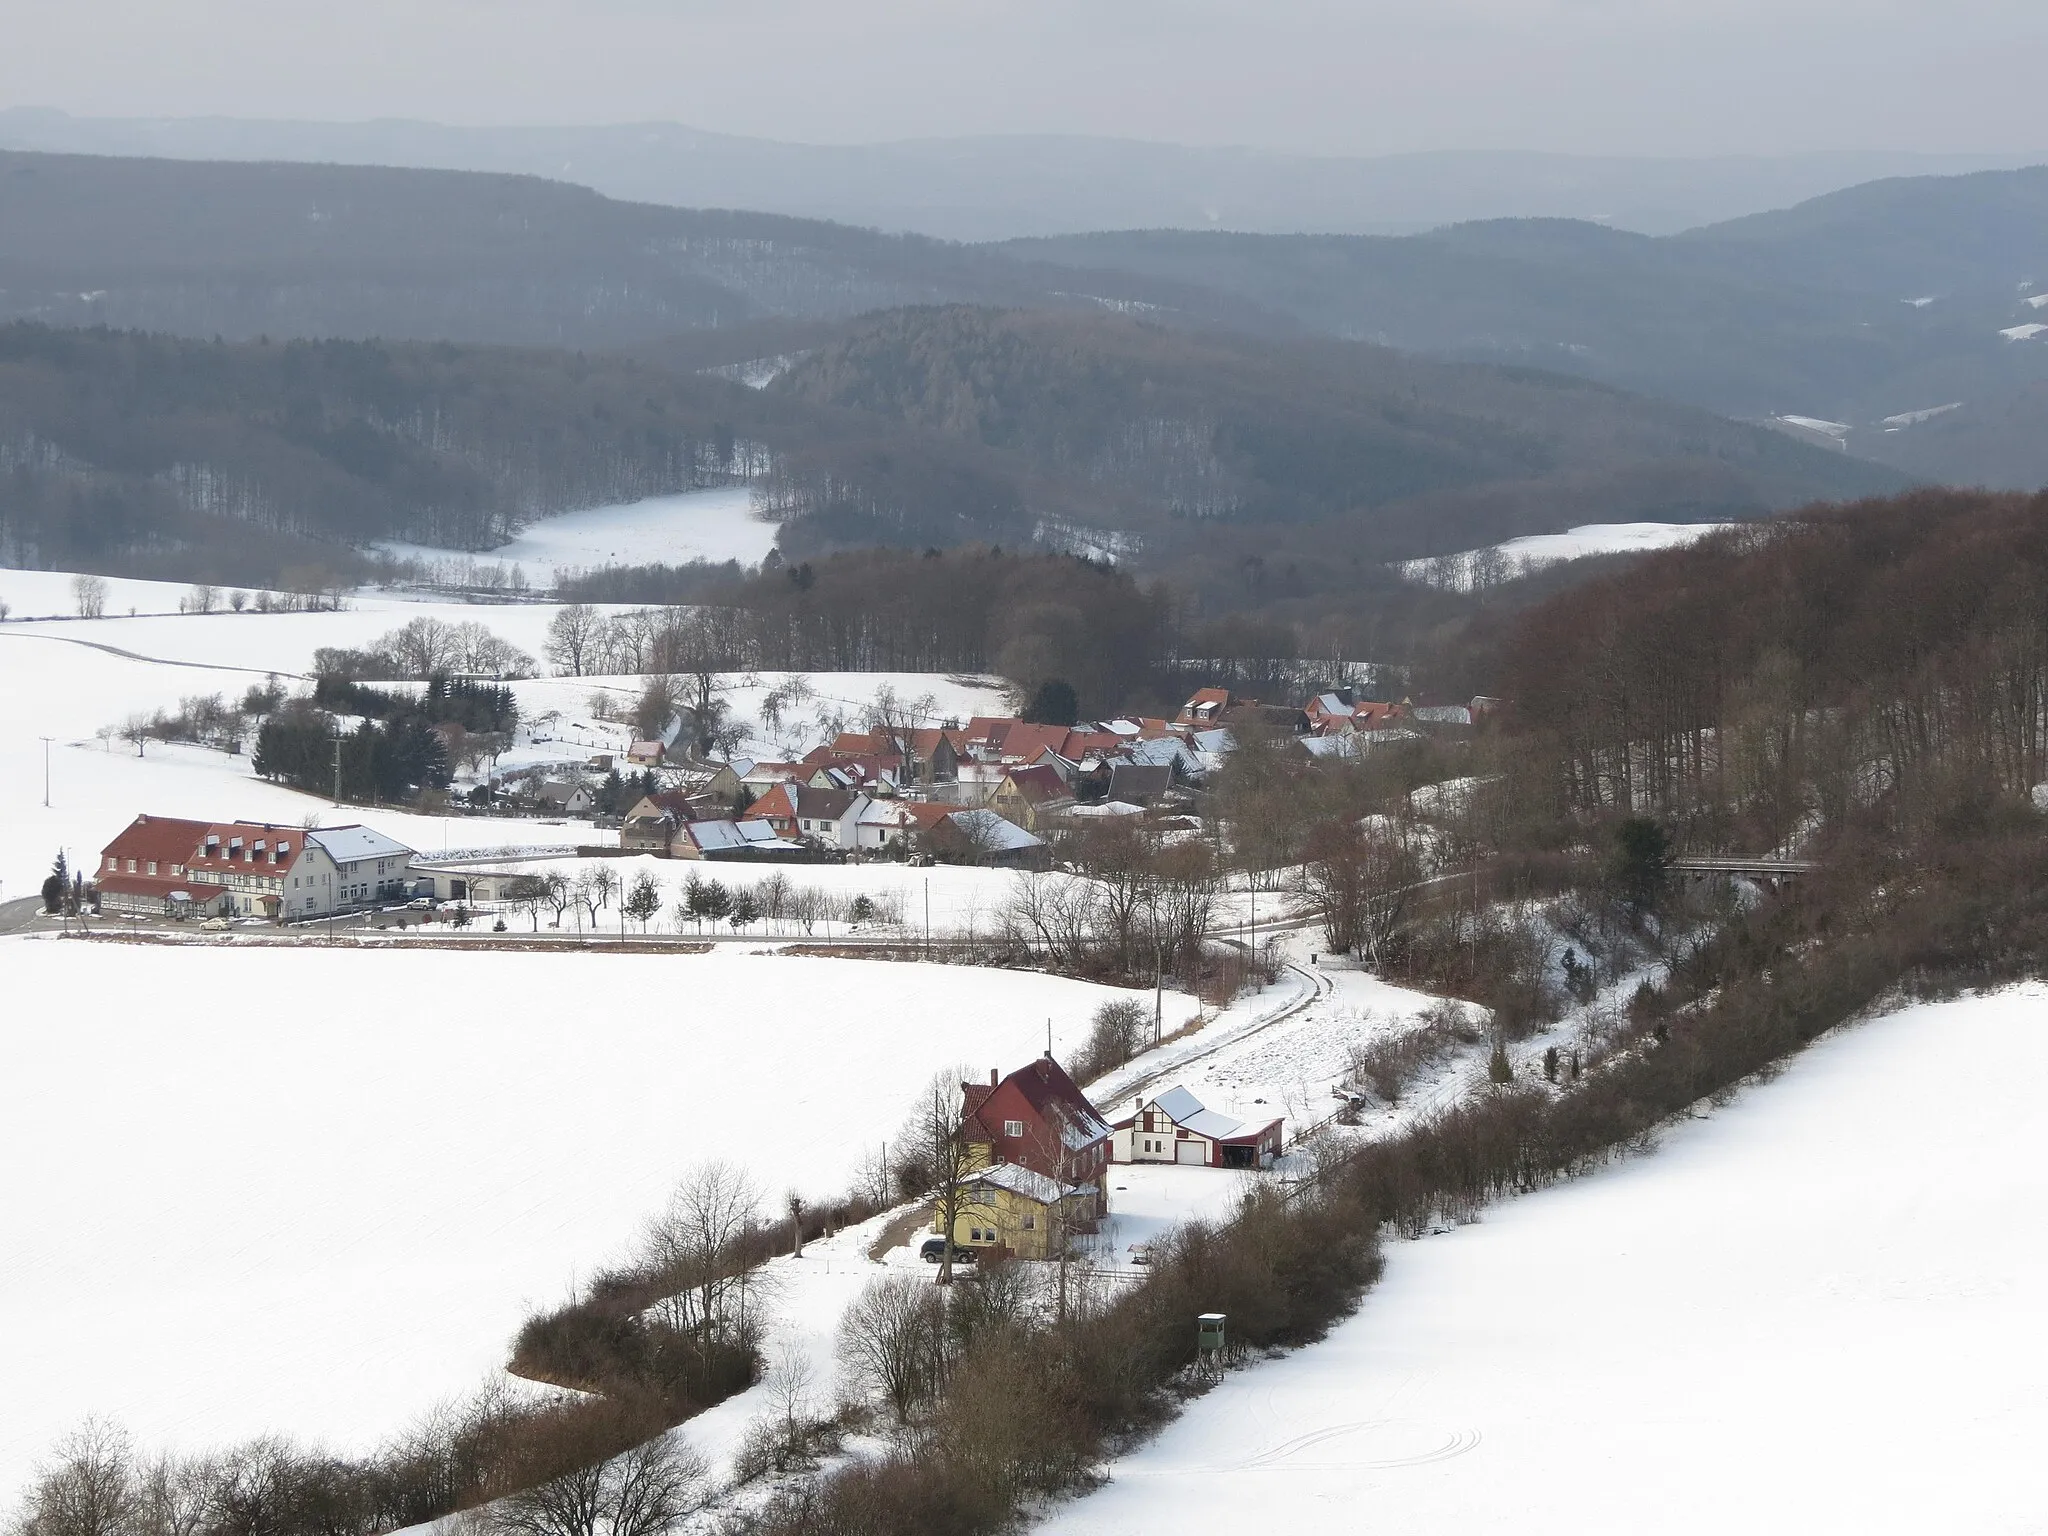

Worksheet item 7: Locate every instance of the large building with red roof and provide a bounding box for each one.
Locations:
[95,815,414,922]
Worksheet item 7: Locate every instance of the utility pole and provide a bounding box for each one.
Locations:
[39,736,53,807]
[924,877,931,961]
[331,732,343,807]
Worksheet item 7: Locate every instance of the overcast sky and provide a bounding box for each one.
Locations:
[8,0,2045,156]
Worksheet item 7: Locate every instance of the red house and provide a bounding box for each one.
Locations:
[960,1056,1112,1222]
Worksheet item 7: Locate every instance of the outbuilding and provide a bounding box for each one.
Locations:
[1110,1085,1284,1169]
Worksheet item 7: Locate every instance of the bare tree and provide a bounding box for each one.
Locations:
[540,871,573,928]
[72,574,108,619]
[119,714,154,757]
[836,1275,946,1425]
[643,1161,762,1348]
[545,605,604,678]
[1301,818,1422,965]
[899,1069,978,1285]
[15,1419,138,1536]
[489,1420,704,1536]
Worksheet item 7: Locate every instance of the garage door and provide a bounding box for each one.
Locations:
[1176,1139,1208,1166]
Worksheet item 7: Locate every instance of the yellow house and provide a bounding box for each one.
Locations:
[942,1162,1097,1262]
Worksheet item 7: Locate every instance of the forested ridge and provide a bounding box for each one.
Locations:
[0,313,1892,613]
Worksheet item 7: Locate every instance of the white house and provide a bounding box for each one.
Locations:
[1109,1085,1283,1169]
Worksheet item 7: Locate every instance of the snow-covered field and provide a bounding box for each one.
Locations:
[1398,522,1733,591]
[376,487,779,585]
[1038,986,2048,1535]
[0,940,1134,1502]
[0,565,1010,894]
[0,586,608,895]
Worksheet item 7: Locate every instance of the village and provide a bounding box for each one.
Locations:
[74,683,1486,928]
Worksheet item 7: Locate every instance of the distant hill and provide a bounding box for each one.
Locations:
[0,150,1274,349]
[5,109,2039,240]
[1004,169,2048,485]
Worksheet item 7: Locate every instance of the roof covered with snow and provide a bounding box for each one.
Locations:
[948,809,1045,851]
[965,1161,1095,1205]
[309,825,416,863]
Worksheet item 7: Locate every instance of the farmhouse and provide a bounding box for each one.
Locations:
[960,1057,1111,1217]
[1110,1085,1284,1169]
[952,1162,1101,1262]
[940,1056,1112,1260]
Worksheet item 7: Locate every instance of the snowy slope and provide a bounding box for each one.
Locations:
[1398,522,1733,590]
[1037,986,2048,1535]
[0,941,1129,1501]
[0,619,601,896]
[376,486,779,585]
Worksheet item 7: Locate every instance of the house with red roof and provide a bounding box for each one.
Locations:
[939,1056,1111,1258]
[96,816,414,921]
[1178,687,1236,726]
[94,815,227,920]
[987,764,1072,831]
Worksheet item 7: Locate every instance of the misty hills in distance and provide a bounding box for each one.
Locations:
[2,106,2042,242]
[0,149,1281,350]
[5,145,2044,488]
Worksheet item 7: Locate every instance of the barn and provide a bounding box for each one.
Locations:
[1110,1085,1284,1169]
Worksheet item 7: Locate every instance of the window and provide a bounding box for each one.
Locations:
[126,858,137,873]
[1022,1214,1036,1230]
[1004,1119,1024,1138]
[146,861,157,876]
[105,856,116,871]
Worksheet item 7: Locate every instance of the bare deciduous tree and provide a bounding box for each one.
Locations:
[72,575,108,619]
[837,1274,946,1425]
[15,1419,138,1536]
[545,605,604,678]
[899,1069,978,1285]
[643,1161,763,1348]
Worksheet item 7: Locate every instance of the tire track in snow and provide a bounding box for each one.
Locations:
[0,628,307,680]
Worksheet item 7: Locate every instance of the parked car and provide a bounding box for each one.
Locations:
[199,917,230,933]
[919,1237,979,1265]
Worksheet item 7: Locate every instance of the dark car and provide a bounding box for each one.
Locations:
[919,1237,978,1264]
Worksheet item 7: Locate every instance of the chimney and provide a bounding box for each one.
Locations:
[990,1068,998,1087]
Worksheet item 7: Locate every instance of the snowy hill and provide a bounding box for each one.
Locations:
[1036,986,2048,1535]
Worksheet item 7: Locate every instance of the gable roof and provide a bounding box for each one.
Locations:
[683,818,796,853]
[964,1162,1095,1206]
[1107,762,1173,801]
[968,1056,1111,1151]
[946,809,1046,851]
[748,782,799,821]
[185,822,309,876]
[998,764,1069,802]
[1126,1084,1282,1144]
[308,825,414,863]
[100,814,213,867]
[995,723,1071,764]
[793,786,856,820]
